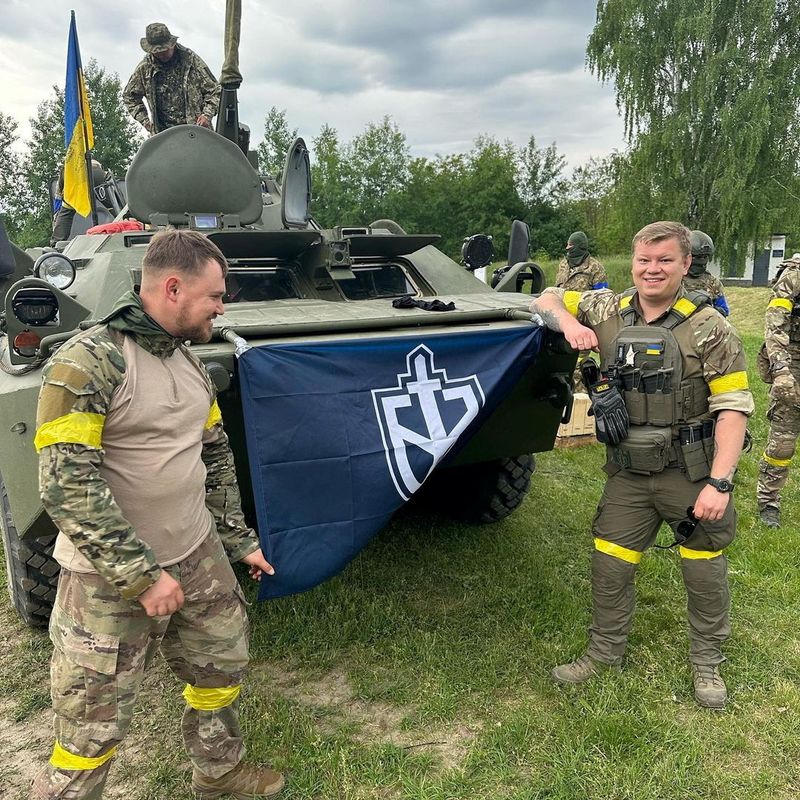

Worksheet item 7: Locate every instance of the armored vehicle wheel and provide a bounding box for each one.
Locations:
[1,474,59,628]
[423,454,535,524]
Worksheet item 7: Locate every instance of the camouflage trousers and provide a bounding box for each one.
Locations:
[587,467,736,667]
[757,398,800,511]
[30,532,250,800]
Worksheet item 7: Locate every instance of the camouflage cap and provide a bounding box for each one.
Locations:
[141,23,178,54]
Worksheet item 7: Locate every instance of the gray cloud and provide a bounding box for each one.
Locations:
[2,0,624,169]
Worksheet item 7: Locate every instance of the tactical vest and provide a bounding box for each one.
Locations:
[594,290,713,476]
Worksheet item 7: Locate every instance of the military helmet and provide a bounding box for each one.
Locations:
[690,230,714,259]
[689,230,714,277]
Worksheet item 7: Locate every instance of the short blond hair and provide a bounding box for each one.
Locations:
[143,228,228,278]
[632,221,691,257]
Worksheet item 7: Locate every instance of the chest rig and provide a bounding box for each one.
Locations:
[595,291,713,476]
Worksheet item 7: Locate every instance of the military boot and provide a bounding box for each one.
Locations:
[192,761,285,799]
[692,664,727,709]
[551,654,611,684]
[759,506,781,528]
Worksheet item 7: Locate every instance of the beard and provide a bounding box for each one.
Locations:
[174,308,214,343]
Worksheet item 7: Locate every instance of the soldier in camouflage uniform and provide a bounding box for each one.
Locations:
[554,231,609,291]
[683,230,730,316]
[554,231,609,389]
[123,23,220,135]
[756,253,800,528]
[532,222,753,709]
[30,230,284,799]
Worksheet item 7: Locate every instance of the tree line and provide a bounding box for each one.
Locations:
[3,1,800,269]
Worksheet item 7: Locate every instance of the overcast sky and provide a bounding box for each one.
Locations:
[1,0,626,168]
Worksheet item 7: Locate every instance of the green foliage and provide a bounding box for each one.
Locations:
[588,0,800,272]
[12,59,142,248]
[256,106,297,178]
[0,112,24,238]
[341,116,410,224]
[299,117,578,261]
[310,124,348,228]
[564,154,630,254]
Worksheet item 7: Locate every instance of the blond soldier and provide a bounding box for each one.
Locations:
[31,230,284,799]
[756,254,800,527]
[531,221,753,709]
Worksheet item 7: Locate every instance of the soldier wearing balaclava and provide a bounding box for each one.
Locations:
[555,231,608,291]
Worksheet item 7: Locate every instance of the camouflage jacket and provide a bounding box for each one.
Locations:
[683,271,730,316]
[34,292,258,600]
[123,44,220,133]
[764,259,800,377]
[543,286,754,417]
[554,255,609,291]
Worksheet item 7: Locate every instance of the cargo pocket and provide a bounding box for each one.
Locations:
[757,342,773,384]
[50,613,119,724]
[683,504,737,553]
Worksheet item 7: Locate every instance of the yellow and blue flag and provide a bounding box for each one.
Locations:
[63,11,94,217]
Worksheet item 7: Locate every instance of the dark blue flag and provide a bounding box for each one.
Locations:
[238,325,545,599]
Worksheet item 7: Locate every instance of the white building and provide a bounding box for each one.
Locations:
[709,234,787,286]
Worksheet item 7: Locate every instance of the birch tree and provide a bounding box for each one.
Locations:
[588,0,800,268]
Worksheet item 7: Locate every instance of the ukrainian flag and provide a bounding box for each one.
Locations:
[63,12,94,217]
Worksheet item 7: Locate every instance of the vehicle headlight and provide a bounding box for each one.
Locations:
[33,252,76,289]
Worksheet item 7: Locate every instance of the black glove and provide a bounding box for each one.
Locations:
[586,376,630,445]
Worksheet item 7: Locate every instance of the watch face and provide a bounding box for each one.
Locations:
[711,478,733,492]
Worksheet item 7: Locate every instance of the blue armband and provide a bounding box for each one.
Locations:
[713,295,730,317]
[592,281,609,290]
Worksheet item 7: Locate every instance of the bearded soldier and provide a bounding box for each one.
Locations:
[30,230,284,799]
[683,230,730,316]
[756,253,800,527]
[531,221,752,709]
[555,231,609,291]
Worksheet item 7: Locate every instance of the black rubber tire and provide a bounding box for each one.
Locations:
[423,454,535,524]
[1,473,59,628]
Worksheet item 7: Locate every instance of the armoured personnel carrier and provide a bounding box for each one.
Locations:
[0,6,576,626]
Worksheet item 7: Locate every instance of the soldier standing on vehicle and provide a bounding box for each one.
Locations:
[30,229,284,799]
[531,221,753,709]
[683,230,730,316]
[756,253,800,528]
[554,231,609,291]
[123,22,221,135]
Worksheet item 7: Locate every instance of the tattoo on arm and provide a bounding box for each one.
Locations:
[535,308,563,332]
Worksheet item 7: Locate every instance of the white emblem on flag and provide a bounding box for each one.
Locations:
[372,344,486,501]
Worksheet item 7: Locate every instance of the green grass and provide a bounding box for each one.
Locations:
[2,281,798,799]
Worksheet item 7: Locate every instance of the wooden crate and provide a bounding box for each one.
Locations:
[556,392,596,443]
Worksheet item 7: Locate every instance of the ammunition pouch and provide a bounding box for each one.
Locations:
[677,430,715,482]
[757,342,773,384]
[609,425,672,475]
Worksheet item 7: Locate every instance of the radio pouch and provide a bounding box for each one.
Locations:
[679,437,713,482]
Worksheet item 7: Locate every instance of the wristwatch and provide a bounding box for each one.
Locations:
[708,477,735,493]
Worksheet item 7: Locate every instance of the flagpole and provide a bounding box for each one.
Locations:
[72,10,97,226]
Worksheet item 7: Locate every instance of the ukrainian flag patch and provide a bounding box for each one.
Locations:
[645,344,664,356]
